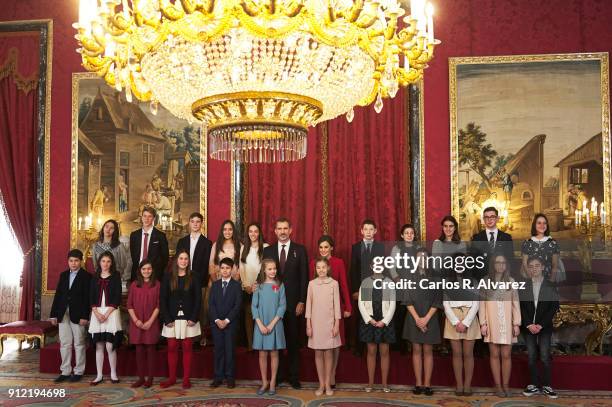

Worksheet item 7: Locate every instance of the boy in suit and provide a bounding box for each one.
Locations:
[349,219,385,356]
[470,207,513,279]
[130,206,169,282]
[176,212,213,346]
[209,257,242,388]
[520,256,560,399]
[49,249,92,383]
[262,217,309,389]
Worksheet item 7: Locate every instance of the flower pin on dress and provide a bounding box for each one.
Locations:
[272,285,280,292]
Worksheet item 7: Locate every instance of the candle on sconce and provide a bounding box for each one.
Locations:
[78,217,83,230]
[586,209,590,226]
[576,210,581,227]
[169,216,173,231]
[602,208,607,225]
[582,200,588,213]
[591,198,598,214]
[426,3,434,42]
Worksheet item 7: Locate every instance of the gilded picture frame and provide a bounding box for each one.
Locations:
[450,53,610,242]
[69,72,207,278]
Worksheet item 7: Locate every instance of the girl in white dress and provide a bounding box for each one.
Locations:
[89,251,123,385]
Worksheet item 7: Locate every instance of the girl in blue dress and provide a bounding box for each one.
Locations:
[252,258,286,396]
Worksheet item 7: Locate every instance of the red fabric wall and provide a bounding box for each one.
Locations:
[0,2,231,291]
[423,0,612,238]
[2,0,612,287]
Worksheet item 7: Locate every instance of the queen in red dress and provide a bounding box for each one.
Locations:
[310,235,352,388]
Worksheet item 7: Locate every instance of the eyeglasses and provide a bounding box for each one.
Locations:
[483,215,498,220]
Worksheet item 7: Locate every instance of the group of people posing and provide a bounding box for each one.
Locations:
[49,206,561,399]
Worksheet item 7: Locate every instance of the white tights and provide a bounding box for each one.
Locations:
[95,342,118,380]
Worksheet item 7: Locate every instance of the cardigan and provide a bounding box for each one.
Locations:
[89,273,122,309]
[357,276,396,326]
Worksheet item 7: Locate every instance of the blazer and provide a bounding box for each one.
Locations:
[470,229,513,279]
[263,242,308,308]
[519,278,560,333]
[350,240,386,293]
[89,273,122,309]
[160,272,202,324]
[130,227,169,282]
[176,234,213,287]
[208,279,242,326]
[50,268,92,324]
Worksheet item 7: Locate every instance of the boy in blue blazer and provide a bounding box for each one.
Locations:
[209,257,242,388]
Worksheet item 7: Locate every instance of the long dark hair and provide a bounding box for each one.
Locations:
[136,259,157,288]
[241,222,265,264]
[97,219,120,248]
[95,250,117,278]
[214,219,241,266]
[438,215,461,243]
[256,258,281,285]
[170,249,192,291]
[530,213,550,237]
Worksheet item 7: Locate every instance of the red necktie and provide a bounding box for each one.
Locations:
[280,244,287,272]
[143,232,149,260]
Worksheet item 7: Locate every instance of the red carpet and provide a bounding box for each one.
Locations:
[39,344,611,391]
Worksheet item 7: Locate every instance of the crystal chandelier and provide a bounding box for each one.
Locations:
[75,0,439,162]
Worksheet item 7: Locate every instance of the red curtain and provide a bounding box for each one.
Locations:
[247,89,410,266]
[327,89,409,264]
[0,33,40,321]
[246,126,325,257]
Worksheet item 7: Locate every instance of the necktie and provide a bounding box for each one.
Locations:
[280,244,287,272]
[143,232,149,260]
[222,280,228,296]
[489,232,495,250]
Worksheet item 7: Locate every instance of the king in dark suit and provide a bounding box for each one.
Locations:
[209,258,242,388]
[262,218,308,389]
[129,207,169,282]
[470,206,514,280]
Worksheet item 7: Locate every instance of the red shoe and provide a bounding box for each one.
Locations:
[131,379,145,388]
[182,379,192,389]
[160,379,176,388]
[144,378,153,388]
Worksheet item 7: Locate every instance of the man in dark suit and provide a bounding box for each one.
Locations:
[49,249,92,383]
[349,219,386,355]
[470,206,514,280]
[262,217,308,389]
[176,212,213,345]
[209,258,242,388]
[130,206,169,282]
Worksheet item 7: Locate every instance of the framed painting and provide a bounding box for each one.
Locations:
[450,53,610,241]
[71,72,207,261]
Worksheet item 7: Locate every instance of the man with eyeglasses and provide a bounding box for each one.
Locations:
[469,206,513,280]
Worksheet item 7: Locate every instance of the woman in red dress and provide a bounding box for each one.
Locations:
[127,259,160,388]
[309,235,352,388]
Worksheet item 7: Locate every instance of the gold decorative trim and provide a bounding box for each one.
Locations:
[230,158,236,223]
[201,124,208,235]
[3,19,56,296]
[553,303,612,355]
[0,47,38,93]
[417,79,426,240]
[449,53,611,237]
[320,122,329,234]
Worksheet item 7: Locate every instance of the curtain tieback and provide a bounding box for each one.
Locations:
[22,245,35,258]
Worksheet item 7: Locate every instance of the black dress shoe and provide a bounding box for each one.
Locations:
[227,379,235,388]
[70,375,83,382]
[424,387,434,396]
[210,379,223,387]
[54,375,70,383]
[110,378,120,384]
[412,386,423,395]
[290,380,301,389]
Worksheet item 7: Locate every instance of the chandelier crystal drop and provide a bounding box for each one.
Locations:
[75,0,439,162]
